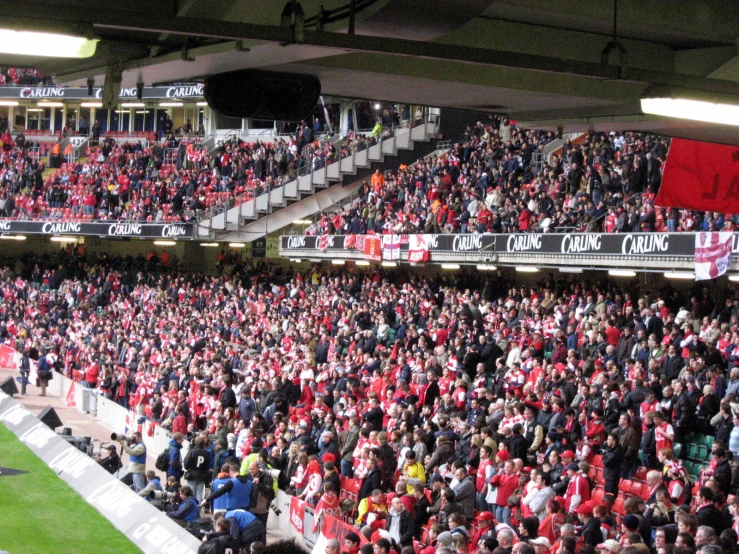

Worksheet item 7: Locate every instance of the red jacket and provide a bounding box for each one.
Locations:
[490,472,518,507]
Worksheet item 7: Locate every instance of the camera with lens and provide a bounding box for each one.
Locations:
[265,468,281,480]
[111,433,133,443]
[149,490,177,501]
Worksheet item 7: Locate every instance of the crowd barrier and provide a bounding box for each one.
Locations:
[0,389,202,554]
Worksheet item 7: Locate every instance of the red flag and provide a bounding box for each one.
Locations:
[65,381,77,407]
[289,496,306,533]
[364,237,382,261]
[313,492,341,534]
[655,138,739,213]
[0,344,16,368]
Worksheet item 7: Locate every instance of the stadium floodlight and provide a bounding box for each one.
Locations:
[641,97,739,126]
[515,266,539,273]
[609,269,636,277]
[200,242,219,247]
[729,275,739,282]
[476,264,497,271]
[80,102,103,108]
[0,235,26,240]
[154,240,176,246]
[228,242,245,248]
[37,102,64,107]
[355,260,370,266]
[0,29,98,58]
[49,236,77,242]
[664,271,695,280]
[0,101,19,106]
[381,261,397,268]
[441,264,460,270]
[331,260,346,265]
[559,267,584,274]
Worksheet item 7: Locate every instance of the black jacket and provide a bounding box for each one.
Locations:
[713,460,732,495]
[385,508,415,547]
[673,392,695,430]
[184,447,212,483]
[696,503,729,533]
[197,531,241,554]
[601,444,624,483]
[219,386,236,410]
[508,434,529,462]
[358,467,382,503]
[414,495,431,531]
[580,517,602,547]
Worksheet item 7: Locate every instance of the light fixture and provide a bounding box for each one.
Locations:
[50,236,77,242]
[441,263,460,270]
[374,103,381,110]
[26,108,42,112]
[114,110,127,114]
[559,267,584,274]
[609,269,636,277]
[37,101,64,107]
[200,242,219,247]
[728,275,739,282]
[135,110,148,114]
[120,102,145,108]
[381,261,397,268]
[664,271,695,280]
[476,264,497,271]
[641,97,739,126]
[159,102,183,107]
[292,219,312,225]
[0,30,98,58]
[80,102,103,108]
[290,258,303,263]
[229,242,245,248]
[0,235,26,240]
[355,260,370,266]
[515,266,539,273]
[196,102,208,107]
[331,260,346,265]
[154,240,176,246]
[0,101,19,107]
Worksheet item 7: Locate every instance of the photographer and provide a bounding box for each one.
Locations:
[198,517,240,554]
[97,444,122,474]
[184,435,212,502]
[119,432,147,492]
[138,470,163,498]
[224,508,267,546]
[167,486,200,526]
[202,463,252,512]
[247,461,275,529]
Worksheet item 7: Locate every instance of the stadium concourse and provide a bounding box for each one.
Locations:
[0,241,738,554]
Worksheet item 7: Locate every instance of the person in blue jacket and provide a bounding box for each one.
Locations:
[167,432,185,481]
[224,509,267,546]
[167,486,200,524]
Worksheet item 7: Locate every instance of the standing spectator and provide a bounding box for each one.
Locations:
[184,435,212,501]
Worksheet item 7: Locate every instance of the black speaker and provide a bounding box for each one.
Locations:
[38,405,63,430]
[0,376,18,396]
[204,69,321,121]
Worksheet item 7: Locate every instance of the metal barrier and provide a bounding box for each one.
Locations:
[162,147,178,165]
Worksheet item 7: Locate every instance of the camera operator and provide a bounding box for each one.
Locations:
[138,470,163,498]
[198,517,240,554]
[224,508,267,546]
[202,463,252,512]
[247,461,275,529]
[167,485,200,526]
[97,444,122,474]
[184,435,212,502]
[118,432,147,492]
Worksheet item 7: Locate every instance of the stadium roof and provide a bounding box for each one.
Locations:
[1,0,739,144]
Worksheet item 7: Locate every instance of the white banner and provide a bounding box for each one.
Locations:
[695,232,733,280]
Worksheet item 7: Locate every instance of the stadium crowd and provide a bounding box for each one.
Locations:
[0,120,369,222]
[308,121,738,236]
[2,246,739,554]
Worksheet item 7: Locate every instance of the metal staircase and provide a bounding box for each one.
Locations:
[196,116,439,242]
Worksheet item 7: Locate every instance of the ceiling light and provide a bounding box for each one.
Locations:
[229,242,245,248]
[476,264,497,271]
[0,234,26,240]
[290,258,303,263]
[292,220,312,225]
[0,101,19,107]
[374,103,381,110]
[381,261,397,268]
[641,97,739,126]
[159,102,183,107]
[80,102,103,108]
[728,275,739,282]
[153,240,176,246]
[50,236,77,242]
[441,263,460,270]
[664,271,695,280]
[559,267,584,274]
[0,30,98,58]
[609,269,636,277]
[196,102,208,107]
[515,266,539,273]
[120,103,145,108]
[26,108,42,112]
[37,101,63,107]
[355,260,370,266]
[200,242,219,247]
[331,260,346,265]
[135,110,148,114]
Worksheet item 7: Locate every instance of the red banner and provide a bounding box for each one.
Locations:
[321,513,369,545]
[364,237,382,261]
[0,344,16,369]
[289,496,307,534]
[655,138,739,213]
[65,381,77,407]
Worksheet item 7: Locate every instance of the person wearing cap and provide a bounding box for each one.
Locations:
[470,511,495,551]
[97,443,123,474]
[575,501,601,547]
[597,539,621,553]
[564,462,590,513]
[529,536,551,553]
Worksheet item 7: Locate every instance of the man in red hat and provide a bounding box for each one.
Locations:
[469,511,495,553]
[575,500,601,547]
